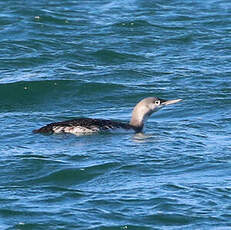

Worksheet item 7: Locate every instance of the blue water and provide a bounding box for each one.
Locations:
[1,0,231,229]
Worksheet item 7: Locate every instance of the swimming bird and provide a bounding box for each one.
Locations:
[33,97,182,135]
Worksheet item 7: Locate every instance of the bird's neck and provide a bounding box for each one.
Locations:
[129,117,144,133]
[129,107,151,133]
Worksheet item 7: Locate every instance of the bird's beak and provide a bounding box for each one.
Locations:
[161,99,182,106]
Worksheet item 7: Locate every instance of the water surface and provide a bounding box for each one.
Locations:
[1,0,231,229]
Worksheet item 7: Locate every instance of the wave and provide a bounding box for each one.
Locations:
[0,79,129,109]
[14,162,118,186]
[91,49,144,64]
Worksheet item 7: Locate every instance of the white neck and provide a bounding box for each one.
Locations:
[129,103,153,132]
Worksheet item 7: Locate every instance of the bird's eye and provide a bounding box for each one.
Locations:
[155,100,160,105]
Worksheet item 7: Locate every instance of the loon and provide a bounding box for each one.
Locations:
[33,97,182,135]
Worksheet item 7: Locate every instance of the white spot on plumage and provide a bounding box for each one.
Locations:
[52,125,101,134]
[53,126,65,133]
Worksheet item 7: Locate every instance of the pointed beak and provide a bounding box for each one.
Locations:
[161,99,182,106]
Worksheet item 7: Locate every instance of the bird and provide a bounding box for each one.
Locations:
[33,97,182,135]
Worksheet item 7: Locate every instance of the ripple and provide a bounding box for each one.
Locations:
[92,49,144,64]
[113,20,154,28]
[145,213,193,226]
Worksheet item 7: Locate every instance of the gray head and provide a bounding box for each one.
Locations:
[129,97,182,132]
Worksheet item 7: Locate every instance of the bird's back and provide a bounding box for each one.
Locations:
[33,118,134,134]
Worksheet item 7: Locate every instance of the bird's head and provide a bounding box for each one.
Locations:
[145,97,182,112]
[130,97,182,132]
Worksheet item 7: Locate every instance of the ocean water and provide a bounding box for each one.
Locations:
[1,0,231,229]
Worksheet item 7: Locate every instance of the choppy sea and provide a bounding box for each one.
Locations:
[1,0,231,229]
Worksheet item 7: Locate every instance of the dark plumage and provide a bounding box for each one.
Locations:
[33,118,135,134]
